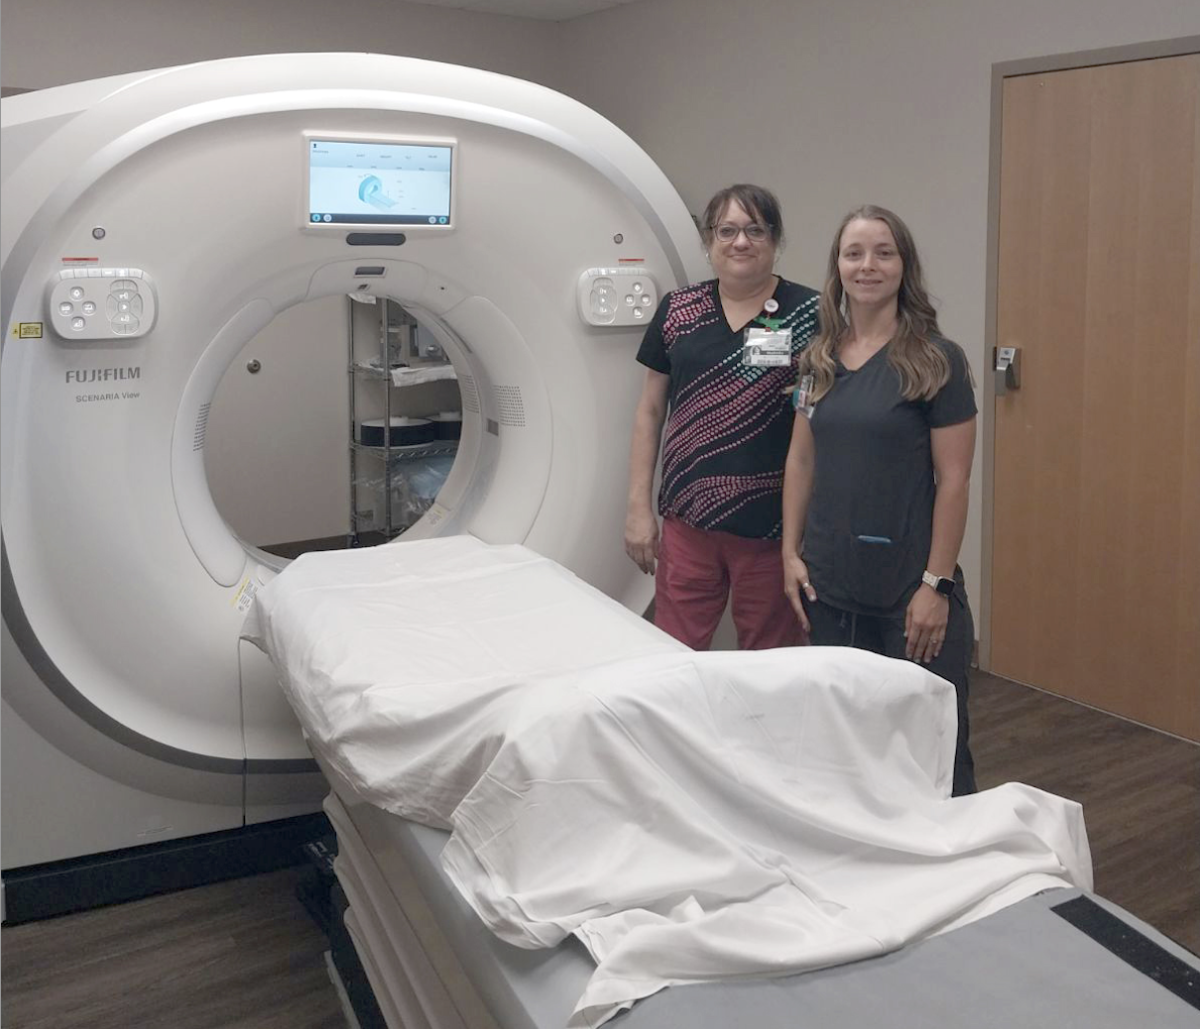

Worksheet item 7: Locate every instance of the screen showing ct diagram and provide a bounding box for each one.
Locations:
[308,139,453,226]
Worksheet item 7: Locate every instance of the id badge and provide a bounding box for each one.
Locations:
[792,373,815,418]
[743,327,792,368]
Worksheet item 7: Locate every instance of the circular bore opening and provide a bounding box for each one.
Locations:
[204,294,463,559]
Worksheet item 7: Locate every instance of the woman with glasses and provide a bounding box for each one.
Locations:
[625,184,819,650]
[781,205,978,794]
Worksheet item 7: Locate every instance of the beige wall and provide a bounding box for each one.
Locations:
[205,298,351,546]
[0,0,562,90]
[559,0,1200,602]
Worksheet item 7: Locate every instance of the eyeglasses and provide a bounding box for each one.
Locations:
[711,222,772,243]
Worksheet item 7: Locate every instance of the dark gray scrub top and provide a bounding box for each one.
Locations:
[803,337,976,616]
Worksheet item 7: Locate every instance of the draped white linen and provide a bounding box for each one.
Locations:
[246,536,1091,1028]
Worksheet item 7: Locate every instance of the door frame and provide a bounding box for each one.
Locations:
[978,34,1200,672]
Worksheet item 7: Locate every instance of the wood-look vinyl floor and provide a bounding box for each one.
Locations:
[1,865,344,1029]
[2,672,1197,1029]
[970,670,1199,952]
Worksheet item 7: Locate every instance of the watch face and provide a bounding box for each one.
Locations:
[935,577,955,596]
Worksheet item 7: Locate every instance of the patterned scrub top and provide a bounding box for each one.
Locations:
[636,278,819,539]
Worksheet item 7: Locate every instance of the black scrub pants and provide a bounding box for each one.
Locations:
[804,579,977,797]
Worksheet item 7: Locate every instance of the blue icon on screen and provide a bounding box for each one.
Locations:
[438,216,448,224]
[311,214,321,222]
[359,175,397,210]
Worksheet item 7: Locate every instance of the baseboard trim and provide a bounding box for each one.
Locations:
[1,812,330,925]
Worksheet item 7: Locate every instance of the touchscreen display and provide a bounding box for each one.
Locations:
[307,138,453,226]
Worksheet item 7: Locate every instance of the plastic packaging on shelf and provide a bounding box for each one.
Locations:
[391,456,455,528]
[390,364,457,387]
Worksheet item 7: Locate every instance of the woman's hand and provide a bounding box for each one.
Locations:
[783,552,817,632]
[905,584,949,663]
[624,507,660,574]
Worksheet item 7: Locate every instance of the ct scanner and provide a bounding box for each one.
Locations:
[0,52,706,877]
[5,55,1199,1029]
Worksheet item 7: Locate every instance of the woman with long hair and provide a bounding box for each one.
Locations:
[781,205,978,794]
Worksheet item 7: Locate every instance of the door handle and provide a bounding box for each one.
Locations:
[994,345,1020,396]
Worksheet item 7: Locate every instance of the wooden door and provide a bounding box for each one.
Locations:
[991,54,1200,740]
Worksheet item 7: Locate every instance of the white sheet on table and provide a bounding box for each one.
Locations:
[245,536,1092,1029]
[244,535,683,826]
[438,647,1091,1027]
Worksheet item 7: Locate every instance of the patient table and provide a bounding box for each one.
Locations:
[246,536,1200,1029]
[327,787,1199,1029]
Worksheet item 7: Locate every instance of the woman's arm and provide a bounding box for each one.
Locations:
[781,411,818,630]
[624,369,670,574]
[906,416,976,662]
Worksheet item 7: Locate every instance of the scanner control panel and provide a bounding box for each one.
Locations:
[48,268,158,340]
[577,267,658,327]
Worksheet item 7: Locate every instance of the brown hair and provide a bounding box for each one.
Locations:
[800,205,951,402]
[700,184,785,249]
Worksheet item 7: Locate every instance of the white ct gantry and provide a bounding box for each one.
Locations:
[0,53,704,874]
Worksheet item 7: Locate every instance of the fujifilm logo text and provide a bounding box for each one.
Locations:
[65,367,141,384]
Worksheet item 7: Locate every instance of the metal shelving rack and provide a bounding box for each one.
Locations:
[347,298,458,545]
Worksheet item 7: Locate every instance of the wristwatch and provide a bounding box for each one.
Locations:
[922,570,955,598]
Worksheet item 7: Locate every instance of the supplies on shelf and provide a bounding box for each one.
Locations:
[355,454,455,531]
[390,364,457,387]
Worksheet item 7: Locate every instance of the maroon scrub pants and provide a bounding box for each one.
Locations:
[653,516,807,651]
